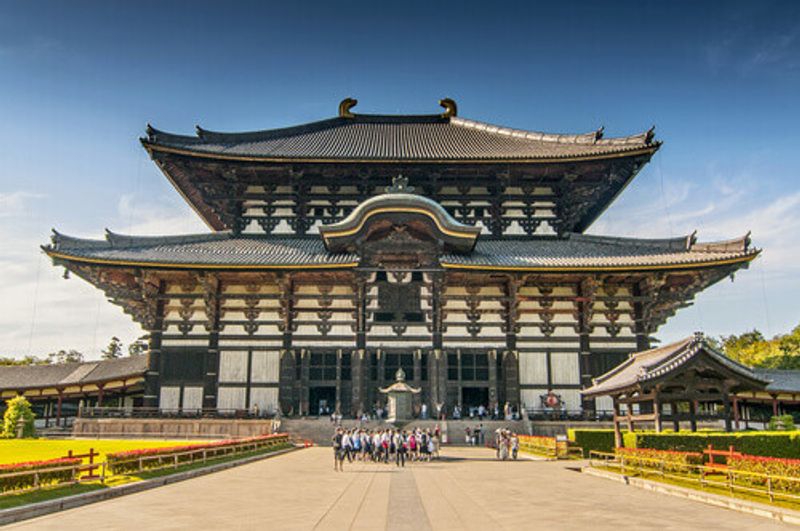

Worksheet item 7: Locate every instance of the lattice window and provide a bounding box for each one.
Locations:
[383,353,414,381]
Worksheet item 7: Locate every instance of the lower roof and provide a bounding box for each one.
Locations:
[44,230,758,272]
[583,334,768,397]
[0,356,148,392]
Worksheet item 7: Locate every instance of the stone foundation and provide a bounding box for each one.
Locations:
[72,418,276,439]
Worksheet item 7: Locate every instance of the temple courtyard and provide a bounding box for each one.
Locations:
[6,446,789,530]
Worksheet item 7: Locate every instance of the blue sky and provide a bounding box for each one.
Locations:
[1,0,799,358]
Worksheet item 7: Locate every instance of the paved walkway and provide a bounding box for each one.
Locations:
[9,447,790,530]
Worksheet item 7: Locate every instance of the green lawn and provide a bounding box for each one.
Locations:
[0,439,205,465]
[0,443,293,511]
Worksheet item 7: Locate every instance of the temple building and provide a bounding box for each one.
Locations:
[43,98,759,418]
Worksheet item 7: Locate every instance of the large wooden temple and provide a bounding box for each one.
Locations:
[44,98,759,418]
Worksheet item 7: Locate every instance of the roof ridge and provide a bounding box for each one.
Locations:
[451,116,655,145]
[571,232,692,250]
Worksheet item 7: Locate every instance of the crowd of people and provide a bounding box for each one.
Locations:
[331,427,441,471]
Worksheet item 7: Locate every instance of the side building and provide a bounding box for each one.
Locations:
[43,99,759,418]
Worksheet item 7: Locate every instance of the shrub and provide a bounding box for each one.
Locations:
[2,396,35,438]
[622,431,800,459]
[567,429,622,456]
[0,457,81,493]
[616,447,702,473]
[768,415,795,431]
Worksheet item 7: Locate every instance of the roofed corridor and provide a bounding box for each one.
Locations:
[8,447,788,530]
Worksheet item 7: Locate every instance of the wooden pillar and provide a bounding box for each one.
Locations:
[772,396,779,416]
[653,391,662,433]
[300,349,310,416]
[723,396,732,432]
[626,401,635,433]
[488,349,498,409]
[612,396,622,448]
[97,385,104,408]
[733,397,741,430]
[671,402,680,432]
[56,391,63,427]
[689,400,697,432]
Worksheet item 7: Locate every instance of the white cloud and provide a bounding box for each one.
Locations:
[0,191,45,217]
[0,190,206,360]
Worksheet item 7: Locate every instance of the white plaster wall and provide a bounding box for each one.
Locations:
[550,352,580,385]
[251,351,280,383]
[217,387,247,410]
[159,386,180,411]
[182,386,204,412]
[519,352,548,385]
[249,388,279,414]
[219,351,248,383]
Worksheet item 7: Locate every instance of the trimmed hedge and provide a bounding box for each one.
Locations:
[623,431,800,459]
[567,429,620,456]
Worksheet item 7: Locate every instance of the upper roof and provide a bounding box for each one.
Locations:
[44,230,757,272]
[142,100,659,163]
[582,334,769,397]
[0,356,148,392]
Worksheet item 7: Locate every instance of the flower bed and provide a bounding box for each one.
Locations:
[0,457,82,494]
[729,454,800,493]
[622,431,800,459]
[615,447,702,473]
[106,433,289,475]
[518,435,557,456]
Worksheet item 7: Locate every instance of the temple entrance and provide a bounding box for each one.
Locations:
[461,387,489,412]
[309,386,336,415]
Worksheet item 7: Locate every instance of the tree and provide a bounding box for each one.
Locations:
[47,350,84,364]
[128,335,148,357]
[0,355,50,366]
[720,324,800,369]
[101,336,124,360]
[2,396,35,438]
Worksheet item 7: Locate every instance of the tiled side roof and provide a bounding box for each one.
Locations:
[442,233,757,269]
[44,231,757,271]
[46,231,359,268]
[0,356,148,392]
[754,369,800,394]
[142,113,659,162]
[583,335,768,396]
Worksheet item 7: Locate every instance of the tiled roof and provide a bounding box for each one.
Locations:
[583,334,768,397]
[142,113,659,162]
[754,369,800,394]
[0,356,148,392]
[44,231,756,271]
[46,231,359,268]
[441,233,758,269]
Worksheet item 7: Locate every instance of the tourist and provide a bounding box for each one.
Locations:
[511,432,519,460]
[421,402,428,420]
[395,430,407,467]
[453,404,461,419]
[332,428,345,471]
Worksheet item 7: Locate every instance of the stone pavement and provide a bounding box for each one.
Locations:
[8,447,791,530]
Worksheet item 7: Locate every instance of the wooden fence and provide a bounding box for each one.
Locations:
[589,450,800,505]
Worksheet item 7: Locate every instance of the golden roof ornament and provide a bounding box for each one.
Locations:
[395,367,406,382]
[385,174,415,194]
[339,97,358,118]
[439,98,457,118]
